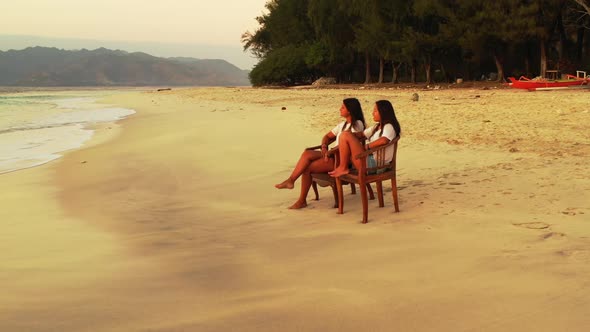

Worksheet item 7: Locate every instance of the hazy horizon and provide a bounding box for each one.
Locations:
[0,34,258,70]
[0,0,268,70]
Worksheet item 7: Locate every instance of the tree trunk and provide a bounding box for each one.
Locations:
[378,57,384,84]
[424,61,432,85]
[392,61,401,83]
[540,39,547,78]
[556,12,566,61]
[493,54,504,82]
[410,60,416,83]
[364,51,371,84]
[577,27,585,62]
[440,63,447,83]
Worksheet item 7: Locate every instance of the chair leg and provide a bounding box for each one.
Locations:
[391,177,399,212]
[330,184,338,208]
[360,181,369,223]
[367,183,375,200]
[350,183,356,195]
[336,177,344,214]
[376,181,384,207]
[312,181,319,201]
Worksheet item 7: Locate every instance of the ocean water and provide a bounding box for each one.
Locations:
[0,90,135,174]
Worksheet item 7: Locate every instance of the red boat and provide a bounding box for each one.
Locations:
[508,71,589,91]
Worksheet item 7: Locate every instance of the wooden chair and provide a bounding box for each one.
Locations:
[335,136,400,223]
[306,145,374,208]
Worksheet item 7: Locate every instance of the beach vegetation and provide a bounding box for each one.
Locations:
[243,0,590,86]
[249,44,316,85]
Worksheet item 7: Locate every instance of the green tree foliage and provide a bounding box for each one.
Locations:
[249,45,313,85]
[343,0,385,83]
[243,0,314,56]
[243,0,317,85]
[406,0,453,84]
[563,0,590,65]
[380,1,413,83]
[306,0,356,78]
[242,0,589,86]
[443,1,538,81]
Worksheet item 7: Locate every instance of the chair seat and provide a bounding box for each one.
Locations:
[311,173,335,187]
[340,169,395,183]
[307,144,376,209]
[311,172,375,208]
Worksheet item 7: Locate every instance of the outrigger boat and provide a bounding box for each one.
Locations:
[508,70,589,91]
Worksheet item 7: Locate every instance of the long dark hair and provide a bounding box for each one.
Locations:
[343,97,366,131]
[375,100,401,137]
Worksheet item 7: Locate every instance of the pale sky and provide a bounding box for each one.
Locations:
[0,0,269,69]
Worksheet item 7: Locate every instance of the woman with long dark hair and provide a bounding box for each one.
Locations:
[329,100,401,178]
[275,98,366,209]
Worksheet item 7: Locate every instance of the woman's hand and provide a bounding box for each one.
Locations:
[321,144,329,161]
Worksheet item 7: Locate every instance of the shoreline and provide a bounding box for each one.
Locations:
[0,122,124,176]
[0,91,137,175]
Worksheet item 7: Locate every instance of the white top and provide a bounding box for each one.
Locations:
[331,120,364,147]
[363,123,397,162]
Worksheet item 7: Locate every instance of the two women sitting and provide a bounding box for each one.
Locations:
[329,100,401,178]
[275,98,401,209]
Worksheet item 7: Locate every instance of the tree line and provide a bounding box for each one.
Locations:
[242,0,590,86]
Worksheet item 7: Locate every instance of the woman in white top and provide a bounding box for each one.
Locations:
[275,98,366,209]
[329,100,401,178]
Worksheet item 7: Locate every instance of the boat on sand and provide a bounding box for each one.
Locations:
[508,71,589,91]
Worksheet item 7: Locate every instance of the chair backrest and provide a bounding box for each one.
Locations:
[367,135,399,174]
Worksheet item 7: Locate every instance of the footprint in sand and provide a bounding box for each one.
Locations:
[561,207,579,216]
[539,232,566,240]
[512,221,550,230]
[556,249,590,262]
[409,180,428,187]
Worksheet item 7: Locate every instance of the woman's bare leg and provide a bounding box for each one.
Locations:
[289,158,334,209]
[329,132,364,177]
[276,150,322,189]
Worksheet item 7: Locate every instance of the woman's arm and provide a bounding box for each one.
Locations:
[320,132,337,160]
[365,136,390,150]
[321,132,337,147]
[366,123,395,149]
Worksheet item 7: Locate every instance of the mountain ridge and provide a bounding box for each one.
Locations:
[0,47,250,86]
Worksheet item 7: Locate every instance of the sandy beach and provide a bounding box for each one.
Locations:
[1,86,589,331]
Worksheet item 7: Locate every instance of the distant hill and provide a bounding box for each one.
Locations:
[0,47,250,86]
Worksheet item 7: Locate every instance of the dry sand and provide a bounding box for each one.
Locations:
[1,86,589,331]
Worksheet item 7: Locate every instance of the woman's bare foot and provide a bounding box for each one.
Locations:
[329,168,349,178]
[288,200,307,209]
[275,179,294,189]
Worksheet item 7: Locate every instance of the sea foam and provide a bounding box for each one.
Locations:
[0,92,135,174]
